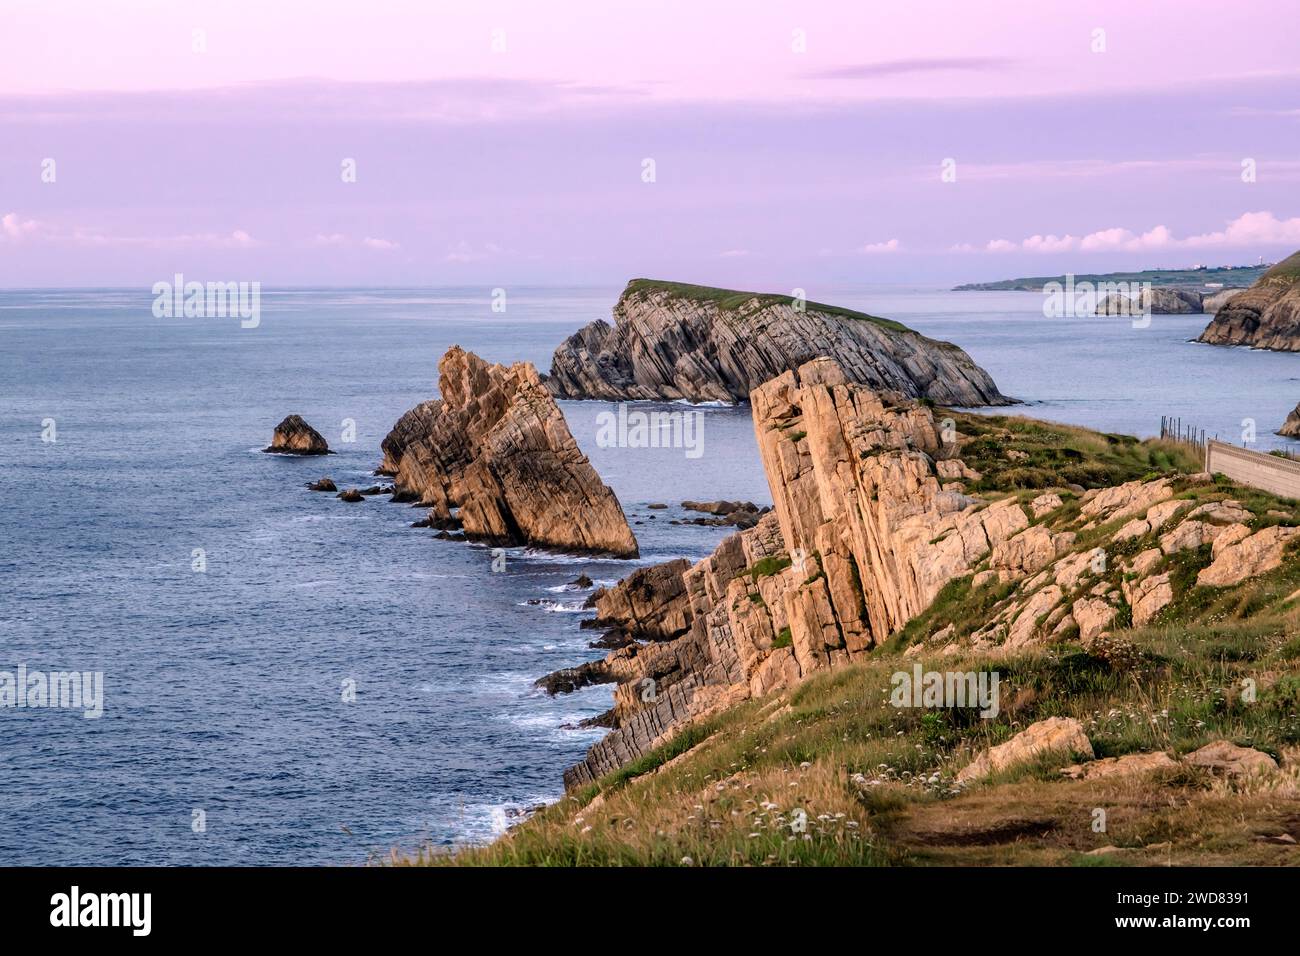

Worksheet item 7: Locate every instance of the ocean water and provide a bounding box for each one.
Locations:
[1,285,1296,866]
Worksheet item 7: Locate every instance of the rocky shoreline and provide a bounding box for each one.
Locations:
[1196,251,1300,351]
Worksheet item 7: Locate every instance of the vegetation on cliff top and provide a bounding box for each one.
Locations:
[391,414,1300,867]
[953,263,1270,292]
[623,278,912,334]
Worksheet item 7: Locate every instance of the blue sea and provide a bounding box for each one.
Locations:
[1,285,1297,865]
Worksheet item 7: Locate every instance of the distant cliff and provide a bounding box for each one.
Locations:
[1196,251,1300,351]
[546,279,1011,407]
[380,347,639,558]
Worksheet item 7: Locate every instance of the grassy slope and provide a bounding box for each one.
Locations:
[623,278,912,333]
[954,264,1270,292]
[398,415,1300,867]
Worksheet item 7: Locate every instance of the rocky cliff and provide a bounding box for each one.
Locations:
[1196,251,1300,350]
[380,347,639,558]
[546,279,1011,407]
[552,358,1290,790]
[1095,287,1204,315]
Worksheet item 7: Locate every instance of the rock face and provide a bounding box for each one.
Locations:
[381,347,639,558]
[1279,404,1300,438]
[1096,287,1203,315]
[1183,740,1278,776]
[1202,288,1242,315]
[546,279,1011,406]
[264,415,330,455]
[1196,251,1300,351]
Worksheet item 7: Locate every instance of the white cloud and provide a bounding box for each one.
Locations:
[0,212,43,241]
[361,236,400,251]
[719,248,750,258]
[978,212,1300,254]
[859,238,900,254]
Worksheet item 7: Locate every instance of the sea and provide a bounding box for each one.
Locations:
[1,285,1296,865]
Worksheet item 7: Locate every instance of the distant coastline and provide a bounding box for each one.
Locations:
[953,263,1270,292]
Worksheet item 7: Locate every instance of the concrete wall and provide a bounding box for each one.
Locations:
[1205,441,1300,502]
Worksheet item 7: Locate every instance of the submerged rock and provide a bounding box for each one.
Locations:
[380,346,639,558]
[337,488,364,502]
[306,477,337,492]
[546,278,1011,406]
[264,415,330,455]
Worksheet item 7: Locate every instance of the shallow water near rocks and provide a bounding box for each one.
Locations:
[1,285,1294,865]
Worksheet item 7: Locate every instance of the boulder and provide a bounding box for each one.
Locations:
[264,415,330,455]
[1061,751,1177,779]
[955,717,1094,785]
[337,488,364,502]
[1197,525,1299,587]
[306,477,337,492]
[1183,741,1278,776]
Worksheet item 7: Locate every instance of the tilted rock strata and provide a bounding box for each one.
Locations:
[1196,251,1300,351]
[265,415,330,455]
[547,280,1011,406]
[381,347,638,557]
[1095,287,1204,315]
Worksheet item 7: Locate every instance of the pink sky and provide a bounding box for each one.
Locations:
[2,0,1298,286]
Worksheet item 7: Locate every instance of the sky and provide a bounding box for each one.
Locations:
[1,0,1298,288]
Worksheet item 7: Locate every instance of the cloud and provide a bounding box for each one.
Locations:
[361,236,400,251]
[978,212,1300,253]
[719,248,750,258]
[806,57,1016,80]
[859,239,901,254]
[311,233,348,246]
[67,227,260,247]
[0,212,43,241]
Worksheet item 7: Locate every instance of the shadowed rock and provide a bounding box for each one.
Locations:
[1197,251,1300,351]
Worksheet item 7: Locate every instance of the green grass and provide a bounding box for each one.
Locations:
[624,278,912,333]
[954,263,1271,292]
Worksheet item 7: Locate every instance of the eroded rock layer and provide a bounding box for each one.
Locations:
[1196,251,1300,351]
[546,279,1011,407]
[382,347,638,558]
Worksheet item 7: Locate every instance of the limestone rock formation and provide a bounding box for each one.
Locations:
[264,415,330,455]
[1279,404,1300,438]
[546,279,1011,406]
[380,346,638,558]
[1096,287,1203,315]
[1060,751,1177,780]
[1183,740,1278,776]
[1201,288,1242,315]
[1196,251,1300,351]
[955,717,1093,785]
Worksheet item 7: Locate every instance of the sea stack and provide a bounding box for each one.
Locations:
[265,415,331,455]
[1196,251,1300,351]
[1279,404,1300,438]
[545,279,1011,406]
[381,346,639,558]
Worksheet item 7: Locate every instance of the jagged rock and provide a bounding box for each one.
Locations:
[955,717,1094,785]
[991,526,1076,575]
[337,488,364,502]
[264,415,330,455]
[546,279,1012,406]
[1113,499,1189,543]
[1197,525,1299,587]
[1072,597,1117,643]
[1123,572,1173,627]
[1196,251,1300,351]
[306,477,337,492]
[570,574,594,589]
[1006,585,1063,647]
[1030,492,1063,519]
[379,347,638,558]
[1183,741,1278,776]
[1280,404,1300,438]
[1061,751,1177,779]
[1096,287,1203,315]
[587,559,693,641]
[1081,477,1173,525]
